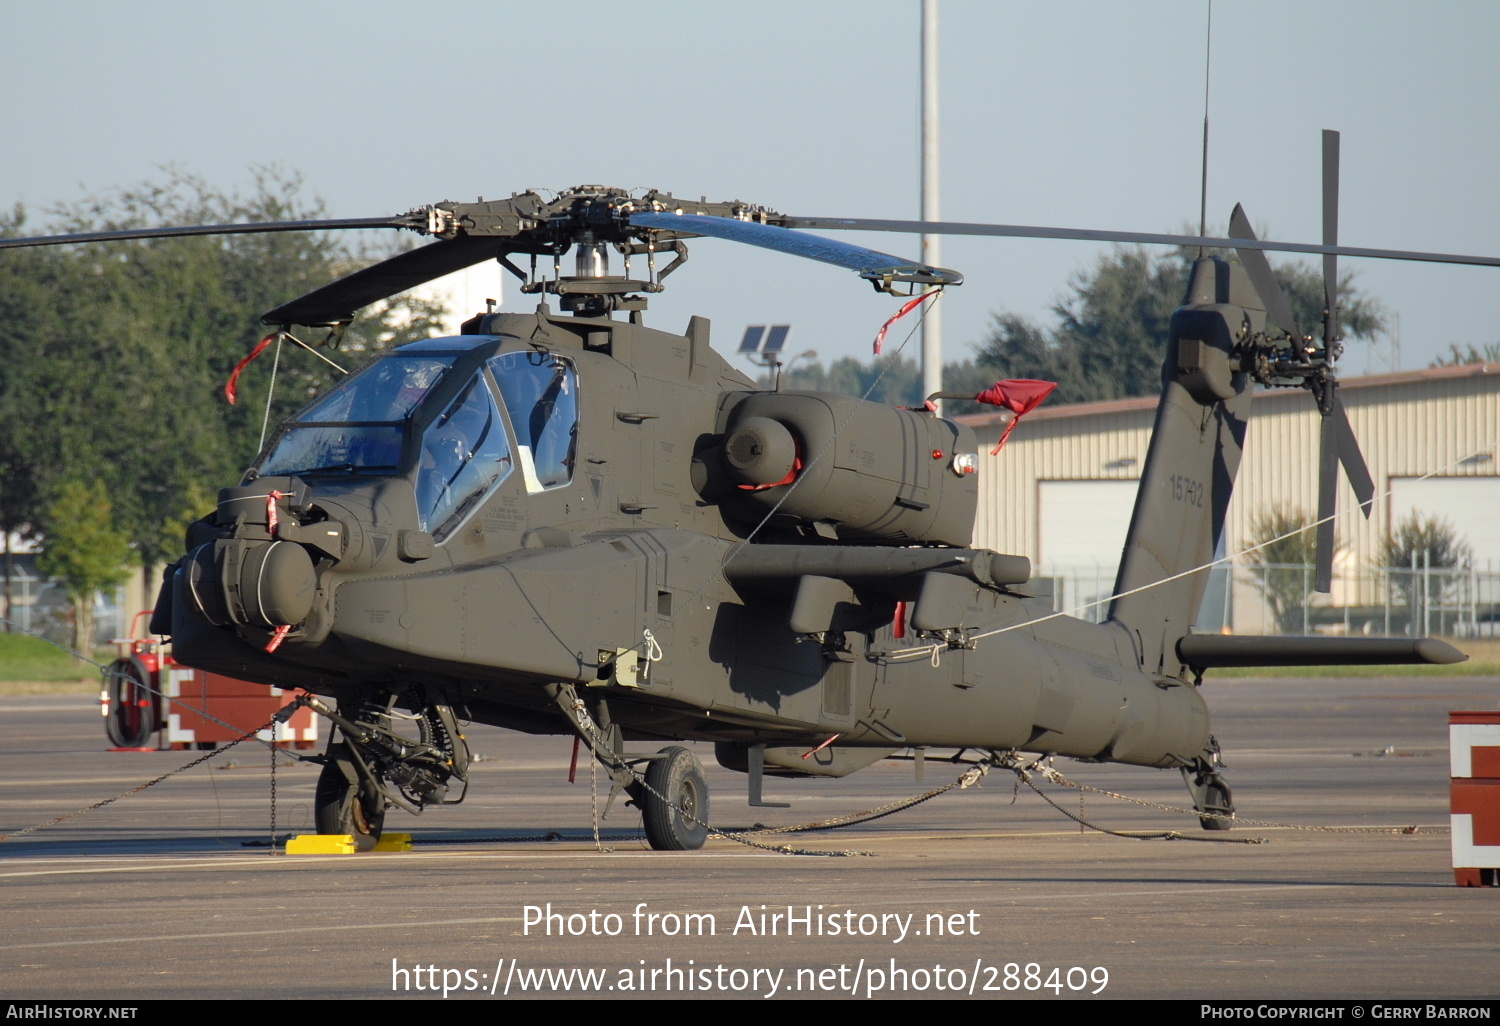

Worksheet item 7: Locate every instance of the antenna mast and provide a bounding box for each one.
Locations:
[1199,0,1213,250]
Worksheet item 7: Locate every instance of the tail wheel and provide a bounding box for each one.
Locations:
[104,658,157,748]
[314,742,385,851]
[1198,779,1234,831]
[641,746,710,851]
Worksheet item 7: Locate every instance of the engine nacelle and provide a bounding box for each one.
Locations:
[715,392,980,547]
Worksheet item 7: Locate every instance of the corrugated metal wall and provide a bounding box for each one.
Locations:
[961,366,1500,604]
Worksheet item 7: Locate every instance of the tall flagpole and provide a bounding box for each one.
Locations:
[921,0,943,413]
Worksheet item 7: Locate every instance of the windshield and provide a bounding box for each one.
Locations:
[488,351,578,491]
[260,425,405,476]
[296,356,453,422]
[258,355,454,477]
[417,373,514,540]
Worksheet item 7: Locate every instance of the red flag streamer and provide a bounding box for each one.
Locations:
[225,332,278,405]
[872,288,942,355]
[801,733,842,760]
[265,490,289,534]
[737,454,802,492]
[973,379,1058,454]
[265,624,292,653]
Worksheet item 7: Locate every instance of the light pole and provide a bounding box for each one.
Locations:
[921,0,943,413]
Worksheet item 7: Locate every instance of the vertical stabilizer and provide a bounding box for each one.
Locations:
[1110,257,1259,676]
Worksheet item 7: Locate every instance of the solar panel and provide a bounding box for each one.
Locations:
[763,325,791,354]
[738,325,766,353]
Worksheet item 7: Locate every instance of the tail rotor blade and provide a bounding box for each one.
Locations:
[1322,130,1340,349]
[1331,394,1375,517]
[1315,415,1338,594]
[1312,393,1372,595]
[1228,204,1303,340]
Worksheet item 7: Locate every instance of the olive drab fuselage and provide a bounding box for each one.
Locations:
[9,174,1476,843]
[164,299,1220,781]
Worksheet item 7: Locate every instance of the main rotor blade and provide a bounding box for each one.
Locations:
[1323,129,1340,348]
[261,234,503,326]
[780,215,1500,269]
[0,217,408,251]
[1228,204,1302,339]
[630,212,962,286]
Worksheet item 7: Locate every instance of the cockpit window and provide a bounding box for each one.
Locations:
[488,351,578,492]
[417,373,514,541]
[258,356,455,477]
[259,424,406,477]
[297,356,453,423]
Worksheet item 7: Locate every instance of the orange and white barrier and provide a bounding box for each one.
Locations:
[1450,712,1500,887]
[162,668,319,750]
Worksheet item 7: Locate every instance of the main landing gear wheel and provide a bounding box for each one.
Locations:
[315,742,386,851]
[641,746,710,851]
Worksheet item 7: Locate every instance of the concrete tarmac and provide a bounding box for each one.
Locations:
[2,675,1497,1001]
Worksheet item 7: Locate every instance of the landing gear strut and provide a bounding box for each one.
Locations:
[1182,738,1235,831]
[551,685,711,851]
[307,690,470,849]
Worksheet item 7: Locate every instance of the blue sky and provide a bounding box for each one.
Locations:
[4,0,1496,374]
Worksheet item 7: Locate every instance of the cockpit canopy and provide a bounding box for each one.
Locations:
[259,355,453,477]
[257,338,579,543]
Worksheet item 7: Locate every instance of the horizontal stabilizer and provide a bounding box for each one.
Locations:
[1178,634,1467,669]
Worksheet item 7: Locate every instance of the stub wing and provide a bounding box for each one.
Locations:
[1178,634,1467,670]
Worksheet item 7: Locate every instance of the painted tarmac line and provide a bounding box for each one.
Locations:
[0,915,528,952]
[0,850,789,879]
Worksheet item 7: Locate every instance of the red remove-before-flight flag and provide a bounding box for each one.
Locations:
[973,379,1057,454]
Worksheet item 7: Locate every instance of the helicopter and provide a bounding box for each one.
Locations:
[3,135,1490,852]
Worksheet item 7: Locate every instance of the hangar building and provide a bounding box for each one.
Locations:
[957,361,1500,636]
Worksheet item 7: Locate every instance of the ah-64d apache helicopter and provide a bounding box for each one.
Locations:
[6,133,1490,850]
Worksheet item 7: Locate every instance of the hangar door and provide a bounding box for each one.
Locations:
[1389,476,1500,567]
[1037,480,1138,619]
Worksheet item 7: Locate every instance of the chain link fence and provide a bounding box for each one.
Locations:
[1036,560,1500,638]
[1,565,129,646]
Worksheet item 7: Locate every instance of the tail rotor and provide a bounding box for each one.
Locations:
[1229,130,1375,593]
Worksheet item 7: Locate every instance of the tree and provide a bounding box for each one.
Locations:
[0,206,56,629]
[760,238,1388,413]
[1382,513,1472,633]
[34,480,134,656]
[768,355,920,406]
[0,169,447,572]
[1433,341,1500,367]
[972,241,1387,405]
[765,353,1004,413]
[1242,506,1320,635]
[1383,512,1472,572]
